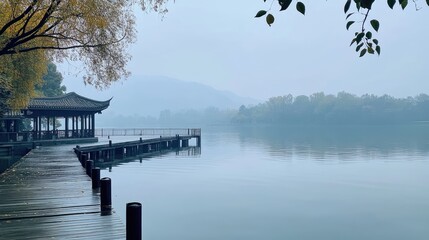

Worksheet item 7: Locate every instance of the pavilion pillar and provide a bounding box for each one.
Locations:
[84,115,87,137]
[33,117,37,140]
[85,115,87,137]
[76,116,79,137]
[72,117,74,137]
[75,116,78,137]
[38,116,42,140]
[47,117,50,132]
[65,117,69,138]
[80,115,84,138]
[13,119,18,132]
[53,117,56,139]
[91,114,95,137]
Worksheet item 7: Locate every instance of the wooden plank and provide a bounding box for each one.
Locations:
[0,146,125,239]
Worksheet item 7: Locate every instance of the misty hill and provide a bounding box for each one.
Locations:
[79,76,259,117]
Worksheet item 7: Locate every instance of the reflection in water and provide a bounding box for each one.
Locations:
[97,146,201,171]
[234,124,429,161]
[102,125,429,240]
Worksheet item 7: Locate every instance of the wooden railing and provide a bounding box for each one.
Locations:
[0,130,95,142]
[0,128,201,142]
[94,128,201,137]
[3,110,23,117]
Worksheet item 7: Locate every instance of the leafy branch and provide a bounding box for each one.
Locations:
[255,0,306,27]
[256,0,429,57]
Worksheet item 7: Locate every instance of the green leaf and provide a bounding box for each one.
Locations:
[279,0,292,11]
[360,48,367,57]
[356,43,364,52]
[387,0,396,9]
[368,47,375,54]
[356,32,365,43]
[346,21,355,30]
[361,0,374,9]
[255,10,267,18]
[370,19,380,32]
[350,38,357,46]
[373,39,379,45]
[400,0,408,9]
[427,0,429,6]
[346,13,355,19]
[375,45,381,55]
[296,2,305,15]
[266,14,275,26]
[344,0,352,13]
[366,31,372,39]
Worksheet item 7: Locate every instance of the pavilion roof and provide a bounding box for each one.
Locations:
[26,92,111,112]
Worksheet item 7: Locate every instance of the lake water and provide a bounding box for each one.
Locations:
[100,125,429,240]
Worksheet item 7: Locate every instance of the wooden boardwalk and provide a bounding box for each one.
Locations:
[0,145,125,240]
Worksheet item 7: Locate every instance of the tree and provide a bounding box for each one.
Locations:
[36,62,66,97]
[256,0,429,56]
[0,76,12,117]
[0,0,167,110]
[1,1,129,87]
[0,50,47,109]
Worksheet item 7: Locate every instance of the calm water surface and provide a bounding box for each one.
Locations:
[100,125,429,240]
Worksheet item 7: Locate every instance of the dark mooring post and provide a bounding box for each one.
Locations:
[100,177,112,214]
[126,202,142,240]
[80,153,88,167]
[85,160,94,177]
[92,167,101,189]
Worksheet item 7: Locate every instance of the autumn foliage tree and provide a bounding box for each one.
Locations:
[0,0,168,112]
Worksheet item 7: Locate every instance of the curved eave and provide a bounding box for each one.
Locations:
[25,92,111,113]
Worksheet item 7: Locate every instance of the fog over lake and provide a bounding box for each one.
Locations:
[58,1,429,239]
[100,125,429,240]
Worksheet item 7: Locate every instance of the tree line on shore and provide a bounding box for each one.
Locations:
[99,92,429,127]
[233,92,429,124]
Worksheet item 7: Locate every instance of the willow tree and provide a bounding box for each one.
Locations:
[0,0,168,110]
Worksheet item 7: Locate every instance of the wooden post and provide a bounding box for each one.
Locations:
[100,177,112,213]
[85,160,93,177]
[92,167,101,189]
[80,153,88,167]
[196,136,201,147]
[126,202,142,240]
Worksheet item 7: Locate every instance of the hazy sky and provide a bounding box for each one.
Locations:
[62,1,429,100]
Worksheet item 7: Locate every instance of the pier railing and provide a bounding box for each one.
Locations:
[94,128,201,137]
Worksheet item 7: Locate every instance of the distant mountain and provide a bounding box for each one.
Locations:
[77,75,259,117]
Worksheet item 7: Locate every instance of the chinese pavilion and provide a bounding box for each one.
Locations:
[0,92,111,142]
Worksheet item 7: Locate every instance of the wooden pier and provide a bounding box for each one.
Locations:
[0,146,125,239]
[75,130,201,164]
